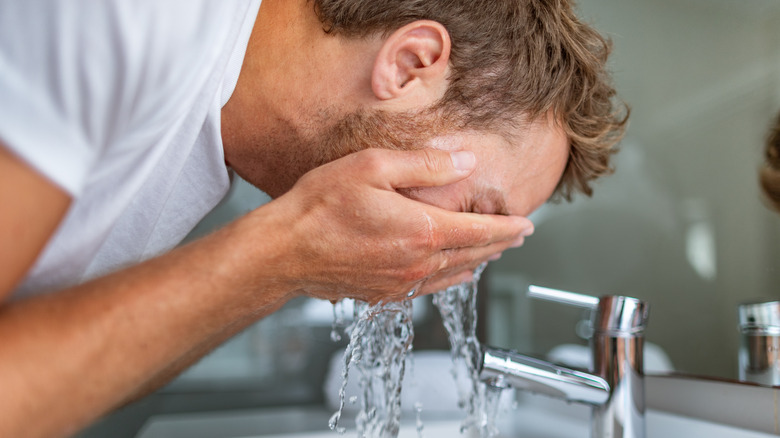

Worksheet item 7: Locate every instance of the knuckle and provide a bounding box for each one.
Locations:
[400,266,428,283]
[293,166,318,189]
[357,149,388,175]
[416,213,439,251]
[420,149,445,175]
[469,222,491,244]
[423,230,439,252]
[438,253,450,271]
[398,257,439,284]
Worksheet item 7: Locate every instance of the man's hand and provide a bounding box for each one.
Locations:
[259,148,534,303]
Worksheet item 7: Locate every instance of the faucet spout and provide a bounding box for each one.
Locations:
[481,287,649,438]
[480,347,610,405]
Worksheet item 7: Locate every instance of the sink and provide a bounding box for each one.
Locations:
[135,404,585,438]
[136,352,779,438]
[135,396,778,438]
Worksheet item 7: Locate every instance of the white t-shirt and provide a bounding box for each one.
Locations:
[0,0,262,298]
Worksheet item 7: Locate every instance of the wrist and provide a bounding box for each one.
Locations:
[207,202,302,309]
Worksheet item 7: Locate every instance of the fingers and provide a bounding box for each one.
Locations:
[352,148,476,190]
[429,209,534,250]
[435,239,512,274]
[415,236,522,296]
[418,270,476,296]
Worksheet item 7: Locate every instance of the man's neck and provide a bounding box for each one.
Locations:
[220,0,385,197]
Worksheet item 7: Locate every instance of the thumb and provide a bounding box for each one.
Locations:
[377,148,476,189]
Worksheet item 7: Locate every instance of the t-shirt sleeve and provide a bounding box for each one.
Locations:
[0,3,102,196]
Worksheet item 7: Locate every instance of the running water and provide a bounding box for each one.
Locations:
[413,401,424,438]
[329,299,415,438]
[432,263,504,438]
[331,300,347,342]
[330,263,504,438]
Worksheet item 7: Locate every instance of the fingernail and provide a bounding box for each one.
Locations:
[450,151,476,172]
[521,225,534,237]
[489,253,502,261]
[510,236,525,248]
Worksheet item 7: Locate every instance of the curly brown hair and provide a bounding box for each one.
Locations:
[311,0,628,200]
[760,112,780,212]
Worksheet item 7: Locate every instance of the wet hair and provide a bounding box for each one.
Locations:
[311,0,629,200]
[760,112,780,211]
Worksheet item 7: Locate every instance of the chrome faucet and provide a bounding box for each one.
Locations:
[738,299,780,386]
[479,285,649,438]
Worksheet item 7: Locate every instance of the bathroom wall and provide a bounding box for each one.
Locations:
[486,0,780,379]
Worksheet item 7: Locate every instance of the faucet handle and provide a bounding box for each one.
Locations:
[528,285,600,309]
[528,285,649,336]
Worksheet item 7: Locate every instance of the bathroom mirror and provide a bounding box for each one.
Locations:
[485,0,780,384]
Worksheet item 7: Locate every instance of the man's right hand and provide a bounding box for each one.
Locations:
[249,148,534,304]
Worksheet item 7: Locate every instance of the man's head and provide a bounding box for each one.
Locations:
[223,0,627,216]
[310,0,627,201]
[760,112,780,212]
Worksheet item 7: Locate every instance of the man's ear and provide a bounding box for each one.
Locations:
[371,20,451,101]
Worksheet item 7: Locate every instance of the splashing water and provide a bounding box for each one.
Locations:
[329,300,415,438]
[432,263,505,438]
[331,300,347,342]
[330,263,505,438]
[414,401,424,438]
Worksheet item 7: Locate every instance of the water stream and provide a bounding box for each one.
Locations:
[330,263,504,438]
[330,299,415,437]
[432,263,503,437]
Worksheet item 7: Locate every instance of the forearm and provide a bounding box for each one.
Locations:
[120,326,241,407]
[0,210,292,438]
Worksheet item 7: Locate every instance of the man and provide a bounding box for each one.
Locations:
[0,0,626,436]
[761,112,780,211]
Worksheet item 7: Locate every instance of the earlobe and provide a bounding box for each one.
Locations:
[371,20,451,101]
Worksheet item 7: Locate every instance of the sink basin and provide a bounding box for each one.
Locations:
[135,404,585,438]
[136,396,777,438]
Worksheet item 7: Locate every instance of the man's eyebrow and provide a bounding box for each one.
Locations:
[478,186,510,216]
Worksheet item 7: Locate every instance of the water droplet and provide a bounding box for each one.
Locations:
[328,411,340,430]
[415,402,425,438]
[331,302,344,342]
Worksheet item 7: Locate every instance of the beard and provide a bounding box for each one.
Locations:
[314,108,451,165]
[247,107,452,198]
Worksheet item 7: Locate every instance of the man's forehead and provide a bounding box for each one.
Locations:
[487,120,570,216]
[423,114,568,216]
